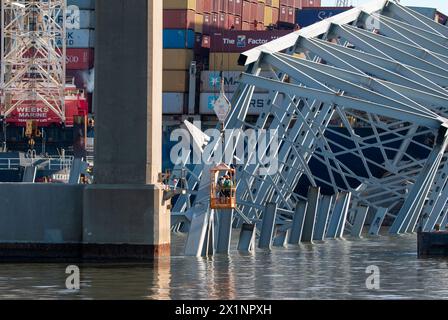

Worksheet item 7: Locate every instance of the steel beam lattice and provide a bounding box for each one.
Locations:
[172,0,448,255]
[1,0,66,122]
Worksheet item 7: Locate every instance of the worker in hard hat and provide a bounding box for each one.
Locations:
[223,175,233,199]
[218,175,226,202]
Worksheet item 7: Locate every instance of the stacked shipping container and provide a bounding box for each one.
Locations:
[163,0,315,114]
[59,1,324,117]
[162,0,323,115]
[65,0,95,113]
[56,1,340,117]
[163,1,203,114]
[295,6,352,28]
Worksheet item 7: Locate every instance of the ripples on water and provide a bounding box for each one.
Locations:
[0,233,447,300]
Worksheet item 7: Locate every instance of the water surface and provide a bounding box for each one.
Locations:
[0,233,447,299]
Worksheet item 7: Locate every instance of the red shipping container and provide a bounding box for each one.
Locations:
[288,7,295,23]
[196,0,204,13]
[211,12,219,33]
[203,14,211,34]
[66,48,94,70]
[219,12,229,29]
[220,0,228,12]
[250,2,257,22]
[163,9,196,30]
[242,21,251,30]
[228,0,236,14]
[302,0,321,7]
[242,0,251,21]
[234,16,242,30]
[257,3,265,23]
[202,35,211,48]
[203,0,212,12]
[272,7,279,24]
[228,14,235,29]
[279,5,288,22]
[235,0,243,16]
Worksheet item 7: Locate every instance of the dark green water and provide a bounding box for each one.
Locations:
[0,233,447,299]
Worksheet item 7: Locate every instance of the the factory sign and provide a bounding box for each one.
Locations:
[210,31,290,52]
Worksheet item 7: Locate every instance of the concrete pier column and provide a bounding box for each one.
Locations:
[83,0,170,260]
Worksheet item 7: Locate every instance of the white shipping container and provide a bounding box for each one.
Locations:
[163,93,185,114]
[201,71,274,93]
[56,9,95,29]
[57,29,95,48]
[68,0,95,10]
[199,93,284,116]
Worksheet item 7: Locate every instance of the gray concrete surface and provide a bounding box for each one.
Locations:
[0,1,170,260]
[0,184,84,243]
[83,184,170,245]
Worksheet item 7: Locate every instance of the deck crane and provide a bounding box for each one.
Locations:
[0,0,66,151]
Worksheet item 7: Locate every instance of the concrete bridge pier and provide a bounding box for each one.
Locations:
[83,0,170,260]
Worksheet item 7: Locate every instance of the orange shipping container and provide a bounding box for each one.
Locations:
[163,70,190,92]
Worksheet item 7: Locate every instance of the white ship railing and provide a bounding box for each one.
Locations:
[0,156,74,171]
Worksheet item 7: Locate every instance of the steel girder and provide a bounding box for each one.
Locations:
[173,0,448,245]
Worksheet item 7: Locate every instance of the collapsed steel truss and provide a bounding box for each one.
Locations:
[0,0,66,121]
[172,0,448,255]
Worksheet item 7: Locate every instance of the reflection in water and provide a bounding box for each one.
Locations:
[0,233,448,299]
[146,258,171,300]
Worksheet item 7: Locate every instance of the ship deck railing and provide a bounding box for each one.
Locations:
[0,156,74,171]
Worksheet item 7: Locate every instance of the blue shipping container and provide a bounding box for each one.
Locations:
[295,7,352,28]
[163,29,195,49]
[67,0,95,10]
